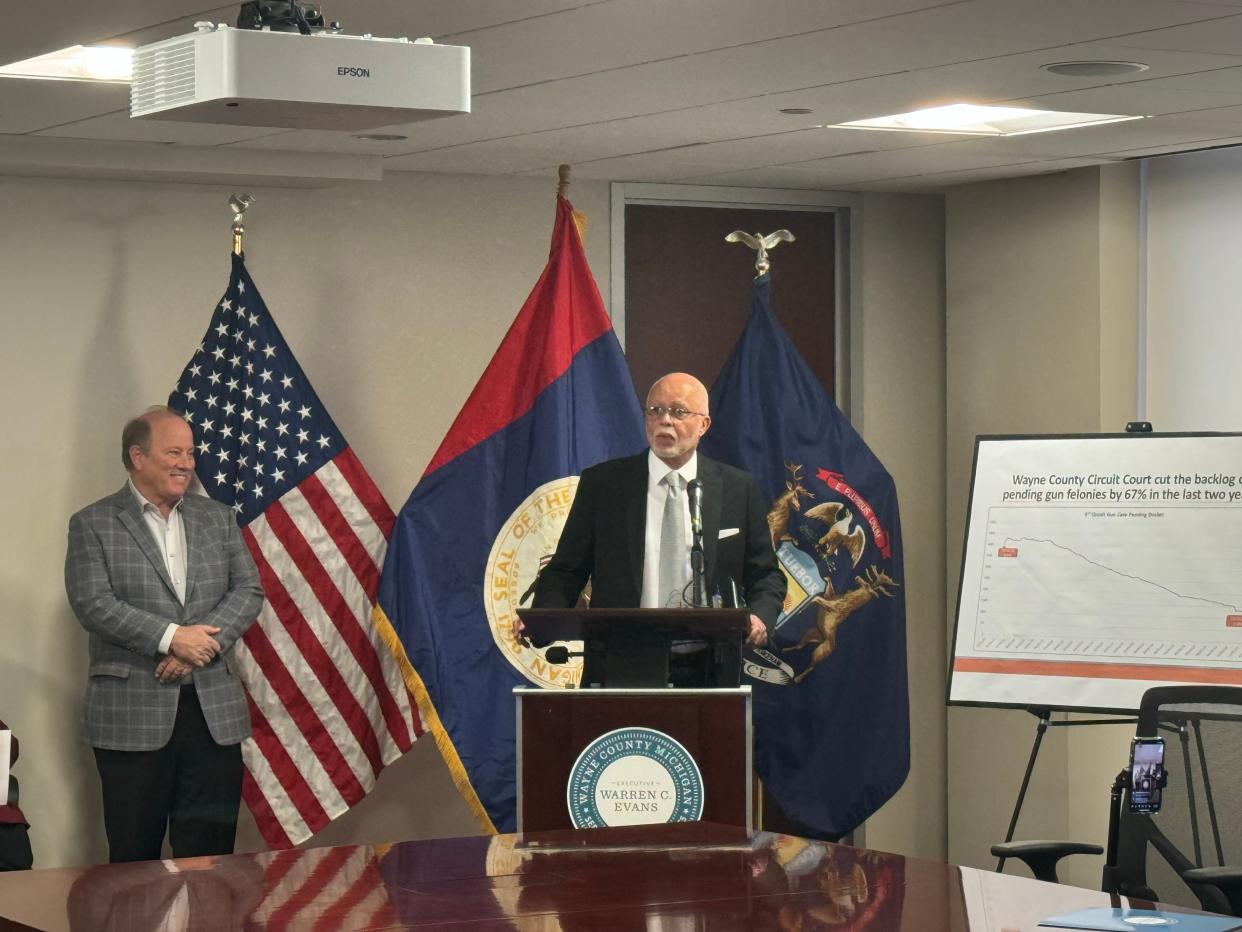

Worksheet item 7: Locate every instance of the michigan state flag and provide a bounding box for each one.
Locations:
[372,196,645,833]
[701,273,909,838]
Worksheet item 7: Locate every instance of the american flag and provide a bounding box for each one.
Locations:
[246,845,399,930]
[169,253,422,848]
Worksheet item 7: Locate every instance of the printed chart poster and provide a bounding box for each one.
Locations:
[950,434,1242,712]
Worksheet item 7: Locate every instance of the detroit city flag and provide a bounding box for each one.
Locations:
[373,196,646,832]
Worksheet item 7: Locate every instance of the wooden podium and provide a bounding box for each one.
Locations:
[514,608,754,833]
[515,686,753,832]
[518,607,750,688]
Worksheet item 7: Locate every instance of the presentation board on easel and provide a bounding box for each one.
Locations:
[949,433,1242,713]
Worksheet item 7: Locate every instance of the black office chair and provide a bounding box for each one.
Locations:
[993,685,1242,916]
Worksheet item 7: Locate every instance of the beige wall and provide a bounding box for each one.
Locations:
[944,164,1140,888]
[854,193,947,862]
[1,169,948,868]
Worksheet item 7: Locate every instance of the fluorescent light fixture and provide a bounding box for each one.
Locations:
[0,45,132,82]
[829,103,1142,136]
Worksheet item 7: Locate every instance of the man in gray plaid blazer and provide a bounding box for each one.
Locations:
[65,407,263,862]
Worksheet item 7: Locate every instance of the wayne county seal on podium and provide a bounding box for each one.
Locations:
[566,727,706,829]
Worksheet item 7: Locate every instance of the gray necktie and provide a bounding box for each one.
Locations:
[659,472,688,607]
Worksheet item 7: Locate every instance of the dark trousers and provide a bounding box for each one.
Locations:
[93,685,243,863]
[0,823,33,871]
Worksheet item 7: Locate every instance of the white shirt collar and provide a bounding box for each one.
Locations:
[647,448,697,486]
[127,478,183,516]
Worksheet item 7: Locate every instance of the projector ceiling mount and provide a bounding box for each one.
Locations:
[236,1,340,35]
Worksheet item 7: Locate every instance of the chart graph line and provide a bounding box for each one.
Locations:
[999,535,1242,613]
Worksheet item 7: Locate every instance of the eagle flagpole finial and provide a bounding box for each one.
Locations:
[725,229,795,278]
[229,193,255,257]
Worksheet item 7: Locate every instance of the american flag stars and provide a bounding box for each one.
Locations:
[169,269,339,524]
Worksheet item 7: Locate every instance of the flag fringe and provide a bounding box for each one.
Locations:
[369,604,498,834]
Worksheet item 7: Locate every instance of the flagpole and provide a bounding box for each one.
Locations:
[558,164,589,236]
[230,193,255,256]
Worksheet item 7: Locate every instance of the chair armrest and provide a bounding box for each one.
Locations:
[991,840,1104,883]
[1182,866,1242,917]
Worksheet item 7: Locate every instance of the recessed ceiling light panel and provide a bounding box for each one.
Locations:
[0,45,132,82]
[830,102,1142,136]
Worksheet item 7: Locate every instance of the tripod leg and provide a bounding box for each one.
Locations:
[1102,769,1127,894]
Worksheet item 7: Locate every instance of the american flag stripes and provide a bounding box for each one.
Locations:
[246,845,399,930]
[169,253,421,848]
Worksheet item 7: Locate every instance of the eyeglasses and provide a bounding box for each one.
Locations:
[644,404,706,421]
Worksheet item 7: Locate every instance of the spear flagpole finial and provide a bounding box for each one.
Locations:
[725,229,796,278]
[229,193,255,256]
[558,165,588,236]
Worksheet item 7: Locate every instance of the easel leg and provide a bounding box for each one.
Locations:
[996,711,1051,872]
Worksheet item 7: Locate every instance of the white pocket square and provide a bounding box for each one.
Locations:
[718,527,740,540]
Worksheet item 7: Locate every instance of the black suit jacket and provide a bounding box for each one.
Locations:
[533,452,786,628]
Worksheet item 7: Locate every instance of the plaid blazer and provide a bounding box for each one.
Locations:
[65,486,264,751]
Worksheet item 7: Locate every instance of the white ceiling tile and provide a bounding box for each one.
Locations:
[450,0,976,93]
[1014,82,1242,116]
[1091,135,1242,157]
[670,165,877,187]
[382,123,939,176]
[1157,0,1242,7]
[886,0,1236,44]
[340,1,603,40]
[37,111,288,146]
[833,177,948,193]
[1105,11,1242,55]
[1139,65,1242,93]
[817,156,1103,193]
[783,145,1037,178]
[0,79,127,134]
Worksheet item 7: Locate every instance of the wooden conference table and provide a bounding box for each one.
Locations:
[0,822,1224,931]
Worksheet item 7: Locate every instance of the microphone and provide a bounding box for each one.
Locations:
[687,478,703,537]
[687,478,706,607]
[544,645,583,665]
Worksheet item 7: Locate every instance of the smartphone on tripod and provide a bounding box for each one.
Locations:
[1128,736,1165,814]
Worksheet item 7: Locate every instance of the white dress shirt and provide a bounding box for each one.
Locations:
[128,480,186,656]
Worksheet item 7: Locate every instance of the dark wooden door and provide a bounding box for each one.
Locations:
[622,203,837,401]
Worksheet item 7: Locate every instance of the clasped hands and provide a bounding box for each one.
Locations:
[155,624,223,684]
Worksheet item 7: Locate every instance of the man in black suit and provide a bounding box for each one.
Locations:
[531,372,785,664]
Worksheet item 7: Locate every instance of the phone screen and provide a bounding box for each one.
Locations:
[1128,736,1165,814]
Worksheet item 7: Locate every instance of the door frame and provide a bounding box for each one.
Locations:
[609,182,861,417]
